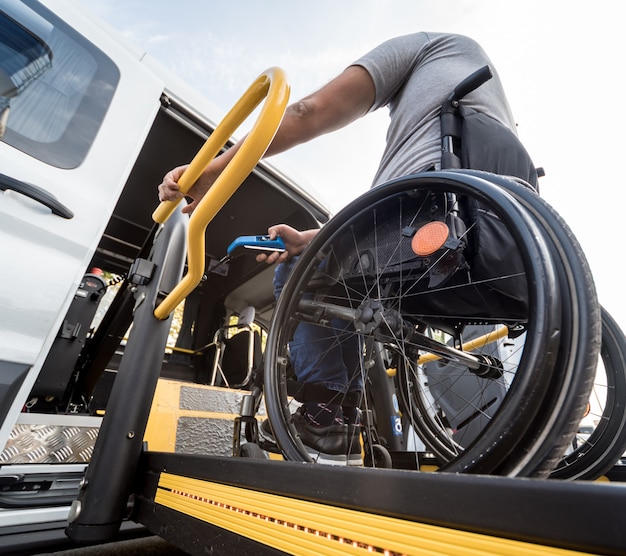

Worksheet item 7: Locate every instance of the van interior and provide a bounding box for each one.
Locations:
[27,94,329,416]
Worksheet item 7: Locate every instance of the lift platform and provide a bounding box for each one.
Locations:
[62,67,626,556]
[63,371,626,555]
[134,452,625,555]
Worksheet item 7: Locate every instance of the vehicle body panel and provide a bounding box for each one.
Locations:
[0,2,329,549]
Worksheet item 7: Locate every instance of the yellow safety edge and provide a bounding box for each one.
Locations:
[155,472,591,556]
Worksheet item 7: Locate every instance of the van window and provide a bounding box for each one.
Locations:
[0,2,119,168]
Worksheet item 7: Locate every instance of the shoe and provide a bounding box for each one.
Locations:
[292,410,348,466]
[346,423,363,466]
[258,418,279,452]
[257,401,302,450]
[260,413,348,466]
[343,406,363,466]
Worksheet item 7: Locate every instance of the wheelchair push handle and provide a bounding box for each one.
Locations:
[440,65,493,170]
[450,65,493,102]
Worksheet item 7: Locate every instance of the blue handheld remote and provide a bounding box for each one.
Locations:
[226,235,286,256]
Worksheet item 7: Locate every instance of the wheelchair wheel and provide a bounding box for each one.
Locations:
[459,171,600,476]
[401,171,600,476]
[395,324,516,467]
[239,441,269,459]
[264,172,562,474]
[550,307,626,480]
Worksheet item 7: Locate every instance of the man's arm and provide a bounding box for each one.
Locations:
[264,64,376,155]
[158,65,375,212]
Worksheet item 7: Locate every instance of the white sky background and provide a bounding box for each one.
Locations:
[81,0,625,329]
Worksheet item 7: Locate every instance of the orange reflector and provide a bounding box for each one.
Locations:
[411,221,449,256]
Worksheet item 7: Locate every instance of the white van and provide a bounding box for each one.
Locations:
[0,1,329,552]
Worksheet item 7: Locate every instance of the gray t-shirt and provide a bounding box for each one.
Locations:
[352,32,518,186]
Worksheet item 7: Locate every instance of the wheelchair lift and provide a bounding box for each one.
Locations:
[65,67,625,555]
[62,206,626,555]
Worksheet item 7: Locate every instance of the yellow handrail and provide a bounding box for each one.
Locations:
[152,67,290,320]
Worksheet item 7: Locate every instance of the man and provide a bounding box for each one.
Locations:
[158,32,532,464]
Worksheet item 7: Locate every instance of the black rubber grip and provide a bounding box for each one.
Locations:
[452,65,493,101]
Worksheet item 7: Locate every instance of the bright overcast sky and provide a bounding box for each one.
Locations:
[81,0,625,329]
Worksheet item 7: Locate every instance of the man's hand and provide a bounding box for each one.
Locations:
[255,224,320,264]
[157,160,223,214]
[158,164,186,199]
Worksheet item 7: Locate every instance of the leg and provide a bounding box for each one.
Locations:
[272,260,363,464]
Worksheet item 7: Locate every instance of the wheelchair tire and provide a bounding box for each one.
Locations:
[459,171,600,477]
[550,307,626,480]
[239,442,269,459]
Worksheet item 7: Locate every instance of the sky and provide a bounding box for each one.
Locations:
[80,0,626,330]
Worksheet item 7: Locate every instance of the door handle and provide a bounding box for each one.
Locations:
[0,172,73,219]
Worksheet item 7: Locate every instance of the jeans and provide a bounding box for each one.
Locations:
[273,259,363,393]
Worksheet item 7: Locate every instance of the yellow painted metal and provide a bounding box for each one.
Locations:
[155,472,589,556]
[152,67,290,320]
[143,379,283,459]
[166,345,197,355]
[417,325,509,366]
[144,380,242,453]
[144,380,180,452]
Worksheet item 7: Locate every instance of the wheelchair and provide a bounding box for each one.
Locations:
[152,66,601,477]
[253,67,601,477]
